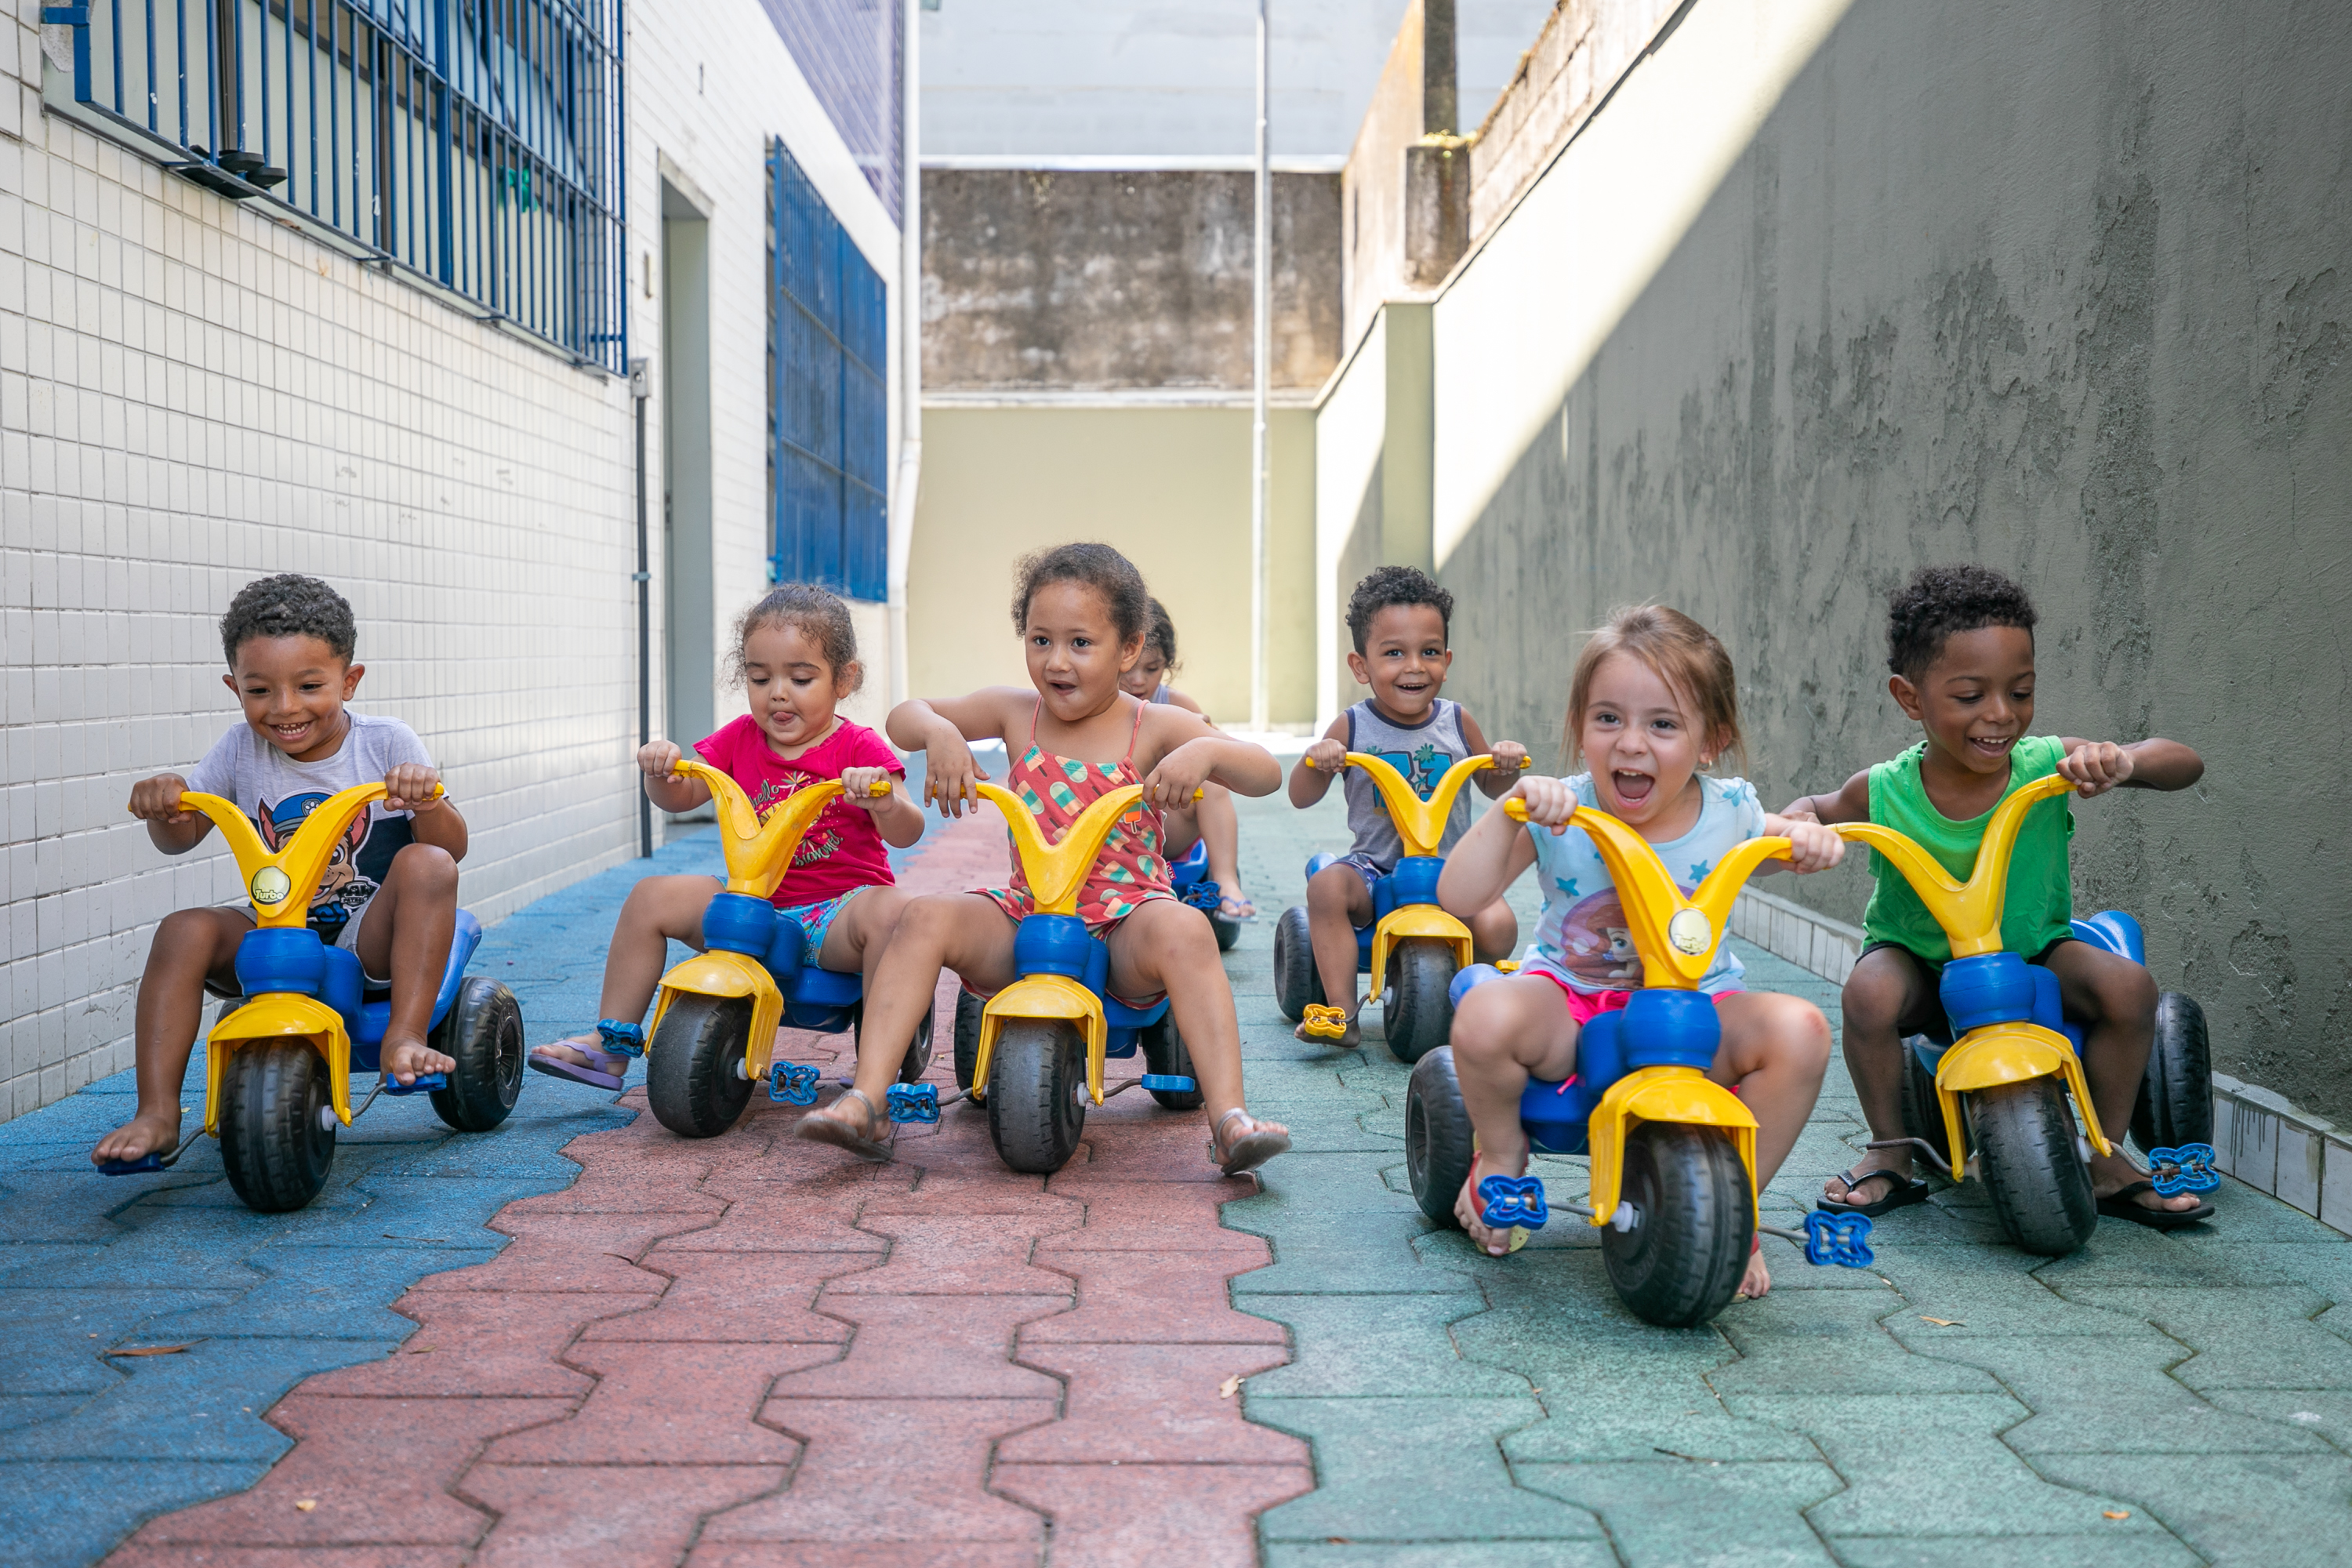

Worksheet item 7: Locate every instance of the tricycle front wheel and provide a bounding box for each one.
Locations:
[1602,1121,1754,1328]
[1969,1075,2096,1256]
[1381,940,1458,1064]
[646,994,754,1139]
[1404,1047,1476,1227]
[987,1017,1088,1174]
[216,1039,339,1214]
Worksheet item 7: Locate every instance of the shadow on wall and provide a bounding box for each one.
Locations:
[1427,0,2352,1112]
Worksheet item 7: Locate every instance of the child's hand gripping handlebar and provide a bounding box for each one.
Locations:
[1306,752,1529,859]
[1503,797,1791,988]
[140,782,444,929]
[670,759,890,901]
[972,782,1203,917]
[1827,772,2078,958]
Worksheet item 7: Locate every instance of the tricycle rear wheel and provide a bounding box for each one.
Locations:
[217,1039,338,1214]
[1382,940,1457,1064]
[987,1018,1088,1174]
[953,989,984,1091]
[1405,1047,1477,1226]
[1140,1014,1206,1109]
[860,997,937,1085]
[2132,992,2212,1152]
[1602,1121,1754,1328]
[646,994,755,1139]
[428,977,524,1133]
[1899,1036,1943,1149]
[1969,1075,2097,1256]
[1272,906,1323,1022]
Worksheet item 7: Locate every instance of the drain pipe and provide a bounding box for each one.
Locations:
[630,356,653,859]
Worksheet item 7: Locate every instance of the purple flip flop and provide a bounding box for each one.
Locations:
[528,1041,630,1091]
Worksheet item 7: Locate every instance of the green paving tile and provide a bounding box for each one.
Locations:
[1918,1334,2333,1455]
[1516,1457,1843,1566]
[1830,1535,2198,1568]
[1243,1294,1531,1398]
[2058,1287,2352,1391]
[2030,1451,2352,1568]
[1868,1247,2154,1337]
[1250,1396,1598,1543]
[2201,1391,2352,1457]
[1712,1292,2000,1397]
[1265,1544,1615,1567]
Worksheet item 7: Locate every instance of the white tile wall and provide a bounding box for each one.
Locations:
[0,0,906,1122]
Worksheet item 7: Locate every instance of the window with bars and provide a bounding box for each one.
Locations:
[38,0,627,372]
[767,140,887,602]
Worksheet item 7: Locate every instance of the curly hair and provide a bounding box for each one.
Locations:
[1345,564,1453,654]
[220,574,357,666]
[731,583,862,693]
[1563,604,1745,771]
[1010,543,1152,645]
[1886,564,2037,681]
[1142,597,1180,673]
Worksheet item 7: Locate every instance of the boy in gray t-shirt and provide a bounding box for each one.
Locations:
[1286,567,1527,1047]
[96,575,468,1170]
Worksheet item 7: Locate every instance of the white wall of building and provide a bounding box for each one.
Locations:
[0,0,905,1121]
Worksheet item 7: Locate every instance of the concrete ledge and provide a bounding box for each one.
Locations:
[1730,887,2352,1237]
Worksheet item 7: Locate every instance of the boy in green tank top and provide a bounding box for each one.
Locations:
[1782,566,2207,1226]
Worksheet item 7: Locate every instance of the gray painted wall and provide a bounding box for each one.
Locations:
[1436,0,2352,1111]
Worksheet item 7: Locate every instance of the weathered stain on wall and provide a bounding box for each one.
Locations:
[922,170,1343,392]
[1434,0,2352,1112]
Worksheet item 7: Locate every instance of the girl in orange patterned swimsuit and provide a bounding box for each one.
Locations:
[795,543,1291,1174]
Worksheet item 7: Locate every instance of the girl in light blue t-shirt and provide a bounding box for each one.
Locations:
[1437,606,1846,1301]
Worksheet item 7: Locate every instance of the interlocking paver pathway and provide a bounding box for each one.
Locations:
[9,786,2352,1563]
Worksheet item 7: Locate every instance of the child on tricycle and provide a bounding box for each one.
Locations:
[99,574,466,1169]
[529,585,926,1091]
[1286,567,1526,1047]
[1122,597,1254,932]
[1437,605,1845,1301]
[1784,564,2209,1230]
[797,543,1291,1174]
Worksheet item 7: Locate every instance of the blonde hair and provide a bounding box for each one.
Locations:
[1563,605,1745,771]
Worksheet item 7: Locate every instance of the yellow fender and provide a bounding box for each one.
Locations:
[972,974,1109,1105]
[650,950,783,1078]
[1369,904,1475,994]
[1584,1065,1760,1227]
[1930,1022,2111,1175]
[203,994,353,1132]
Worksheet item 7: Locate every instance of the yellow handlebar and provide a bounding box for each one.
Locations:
[1829,771,2077,958]
[971,781,1204,917]
[1504,797,1791,988]
[1308,752,1525,859]
[670,758,890,901]
[153,782,441,929]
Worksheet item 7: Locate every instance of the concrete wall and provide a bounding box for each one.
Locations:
[922,169,1341,394]
[907,405,1316,728]
[1421,0,2352,1112]
[1,0,902,1120]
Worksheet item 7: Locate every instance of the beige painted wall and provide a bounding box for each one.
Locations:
[909,405,1317,727]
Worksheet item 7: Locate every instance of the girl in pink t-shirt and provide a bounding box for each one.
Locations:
[529,586,926,1091]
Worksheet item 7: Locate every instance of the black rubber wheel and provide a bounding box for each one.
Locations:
[1209,910,1242,953]
[2132,992,2213,1152]
[1969,1076,2097,1256]
[1140,1014,1207,1109]
[645,994,755,1139]
[953,989,985,1092]
[428,978,524,1133]
[1381,940,1458,1065]
[858,998,938,1086]
[1405,1047,1477,1226]
[986,1018,1088,1174]
[1899,1037,1943,1149]
[1272,905,1324,1022]
[1602,1120,1755,1328]
[216,1040,338,1214]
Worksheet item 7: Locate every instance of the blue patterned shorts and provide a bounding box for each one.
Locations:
[781,886,866,968]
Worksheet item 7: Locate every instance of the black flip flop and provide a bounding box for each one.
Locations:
[2096,1179,2216,1229]
[1818,1166,1931,1218]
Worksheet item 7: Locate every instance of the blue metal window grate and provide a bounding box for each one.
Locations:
[39,0,627,372]
[768,139,887,602]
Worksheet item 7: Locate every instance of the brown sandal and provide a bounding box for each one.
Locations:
[1209,1109,1291,1176]
[791,1087,894,1162]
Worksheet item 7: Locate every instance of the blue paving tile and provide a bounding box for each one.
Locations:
[7,1461,271,1568]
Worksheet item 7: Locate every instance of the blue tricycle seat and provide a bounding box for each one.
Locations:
[225,910,484,1076]
[1304,851,1440,973]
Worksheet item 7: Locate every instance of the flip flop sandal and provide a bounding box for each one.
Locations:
[528,1021,642,1091]
[1463,1152,1541,1254]
[2097,1179,2216,1229]
[1218,895,1258,921]
[1298,1004,1350,1042]
[1210,1109,1292,1176]
[97,1141,187,1176]
[793,1087,895,1163]
[1817,1165,1932,1218]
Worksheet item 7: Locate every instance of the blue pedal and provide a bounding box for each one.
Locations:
[1179,880,1223,911]
[886,1083,942,1124]
[768,1062,821,1106]
[1140,1073,1196,1094]
[98,1152,173,1176]
[380,1073,448,1097]
[1476,1173,1548,1231]
[2148,1143,2219,1196]
[1802,1210,1875,1269]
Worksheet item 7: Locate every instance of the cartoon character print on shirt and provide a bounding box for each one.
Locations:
[1370,742,1447,808]
[256,793,414,939]
[1551,888,1671,989]
[747,774,847,869]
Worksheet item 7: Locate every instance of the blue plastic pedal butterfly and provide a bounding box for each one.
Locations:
[2147,1143,2218,1196]
[887,1083,942,1124]
[768,1062,822,1106]
[1801,1210,1875,1269]
[1476,1173,1549,1231]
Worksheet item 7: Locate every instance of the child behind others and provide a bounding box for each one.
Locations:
[1120,597,1254,922]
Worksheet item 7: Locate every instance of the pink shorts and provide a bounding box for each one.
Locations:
[1527,970,1743,1025]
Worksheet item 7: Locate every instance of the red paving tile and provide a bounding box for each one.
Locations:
[107,809,1306,1565]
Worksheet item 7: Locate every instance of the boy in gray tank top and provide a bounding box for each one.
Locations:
[1287,567,1527,1045]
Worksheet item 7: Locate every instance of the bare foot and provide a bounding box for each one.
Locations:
[383,1034,457,1086]
[1737,1243,1771,1300]
[1453,1155,1525,1258]
[2091,1152,2206,1214]
[93,1108,181,1167]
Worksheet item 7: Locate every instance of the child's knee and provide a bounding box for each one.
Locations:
[1839,963,1911,1036]
[387,841,459,894]
[1306,866,1366,920]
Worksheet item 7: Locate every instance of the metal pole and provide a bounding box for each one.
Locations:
[1250,0,1270,732]
[631,356,653,859]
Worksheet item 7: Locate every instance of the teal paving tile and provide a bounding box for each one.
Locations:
[1516,1458,1844,1566]
[1830,1535,2197,1568]
[2201,1392,2352,1456]
[2057,1287,2352,1390]
[1868,1248,2153,1337]
[1227,1211,1472,1296]
[1265,1544,1615,1566]
[1712,1292,2000,1397]
[0,1336,391,1461]
[5,1460,274,1568]
[1918,1334,2333,1455]
[1232,1153,1424,1217]
[144,1243,502,1341]
[1250,1396,1598,1543]
[2029,1451,2352,1567]
[0,1290,246,1394]
[1243,1294,1531,1397]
